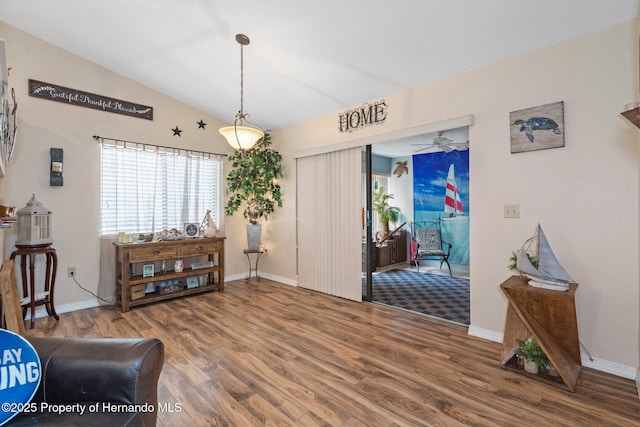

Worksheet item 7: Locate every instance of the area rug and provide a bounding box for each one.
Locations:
[372,269,470,326]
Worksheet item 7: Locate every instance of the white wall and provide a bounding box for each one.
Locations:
[0,22,259,311]
[274,21,640,373]
[387,155,413,228]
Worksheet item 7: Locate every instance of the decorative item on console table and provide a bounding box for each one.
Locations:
[200,209,218,238]
[113,237,225,312]
[0,204,17,228]
[184,222,199,238]
[225,132,283,250]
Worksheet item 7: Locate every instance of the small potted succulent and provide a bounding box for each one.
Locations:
[514,337,548,374]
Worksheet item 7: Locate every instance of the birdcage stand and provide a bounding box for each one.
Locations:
[10,243,59,329]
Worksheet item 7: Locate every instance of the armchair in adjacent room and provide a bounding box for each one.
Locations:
[412,221,453,277]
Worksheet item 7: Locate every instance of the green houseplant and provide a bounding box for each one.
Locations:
[373,187,400,241]
[508,250,538,272]
[225,133,283,249]
[514,337,548,374]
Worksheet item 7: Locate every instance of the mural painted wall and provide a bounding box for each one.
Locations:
[413,150,469,264]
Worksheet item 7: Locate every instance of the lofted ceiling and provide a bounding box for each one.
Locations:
[0,0,638,143]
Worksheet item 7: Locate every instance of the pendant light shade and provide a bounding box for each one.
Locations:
[219,124,263,150]
[219,34,264,151]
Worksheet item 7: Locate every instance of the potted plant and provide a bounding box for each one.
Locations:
[373,187,400,242]
[514,337,548,374]
[507,250,538,272]
[225,133,283,250]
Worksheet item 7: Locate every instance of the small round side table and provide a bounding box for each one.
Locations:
[10,243,59,329]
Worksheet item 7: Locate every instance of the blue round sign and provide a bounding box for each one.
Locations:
[0,330,41,426]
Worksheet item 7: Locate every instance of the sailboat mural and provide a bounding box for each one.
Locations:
[413,151,469,264]
[444,164,464,217]
[516,224,575,291]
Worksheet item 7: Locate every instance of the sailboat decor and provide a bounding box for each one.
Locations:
[444,164,463,217]
[516,224,575,291]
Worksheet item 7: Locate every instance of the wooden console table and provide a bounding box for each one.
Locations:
[114,238,224,312]
[500,275,581,391]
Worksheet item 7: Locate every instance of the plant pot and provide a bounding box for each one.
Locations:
[524,359,539,374]
[247,223,262,251]
[376,222,390,242]
[545,365,559,377]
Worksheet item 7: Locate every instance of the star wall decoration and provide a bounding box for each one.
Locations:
[197,120,206,129]
[172,126,182,137]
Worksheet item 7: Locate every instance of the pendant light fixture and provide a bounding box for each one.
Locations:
[219,34,264,151]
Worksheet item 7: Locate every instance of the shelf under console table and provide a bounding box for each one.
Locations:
[114,237,225,312]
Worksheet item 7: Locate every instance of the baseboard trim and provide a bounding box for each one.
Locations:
[468,325,503,343]
[581,357,638,380]
[467,325,637,380]
[33,275,298,318]
[224,273,298,287]
[29,299,102,319]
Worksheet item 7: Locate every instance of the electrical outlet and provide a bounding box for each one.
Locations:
[504,204,520,218]
[68,266,76,277]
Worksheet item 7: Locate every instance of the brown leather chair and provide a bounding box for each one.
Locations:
[7,337,164,426]
[1,260,165,426]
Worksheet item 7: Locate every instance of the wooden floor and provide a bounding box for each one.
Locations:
[26,278,640,426]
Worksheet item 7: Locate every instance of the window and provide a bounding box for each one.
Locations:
[360,172,390,237]
[100,140,222,236]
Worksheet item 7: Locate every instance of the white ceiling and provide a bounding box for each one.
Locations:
[1,0,638,151]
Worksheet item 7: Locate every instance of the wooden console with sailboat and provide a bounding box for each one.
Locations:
[500,224,581,391]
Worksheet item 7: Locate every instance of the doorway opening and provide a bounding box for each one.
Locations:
[362,126,470,327]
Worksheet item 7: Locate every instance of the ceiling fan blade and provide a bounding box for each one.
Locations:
[413,146,435,153]
[448,141,469,150]
[434,136,453,145]
[441,145,454,153]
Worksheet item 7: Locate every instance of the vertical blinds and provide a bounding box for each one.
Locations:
[100,140,222,236]
[297,147,362,301]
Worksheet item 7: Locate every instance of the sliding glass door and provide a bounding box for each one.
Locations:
[362,145,373,301]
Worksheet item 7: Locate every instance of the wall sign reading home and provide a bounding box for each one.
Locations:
[28,79,153,120]
[338,99,387,133]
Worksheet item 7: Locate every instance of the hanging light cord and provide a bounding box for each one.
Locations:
[238,41,245,120]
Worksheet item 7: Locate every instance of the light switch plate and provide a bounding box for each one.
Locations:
[504,204,520,218]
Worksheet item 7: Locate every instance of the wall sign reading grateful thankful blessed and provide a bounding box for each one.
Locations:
[28,79,153,120]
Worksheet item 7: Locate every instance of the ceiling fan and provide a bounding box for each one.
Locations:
[412,131,469,153]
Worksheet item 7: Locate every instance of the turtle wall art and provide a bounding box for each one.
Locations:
[509,101,564,153]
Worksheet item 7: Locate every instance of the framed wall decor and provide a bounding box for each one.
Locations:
[510,101,564,154]
[142,264,154,278]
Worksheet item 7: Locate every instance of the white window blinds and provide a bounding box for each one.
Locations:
[100,140,222,236]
